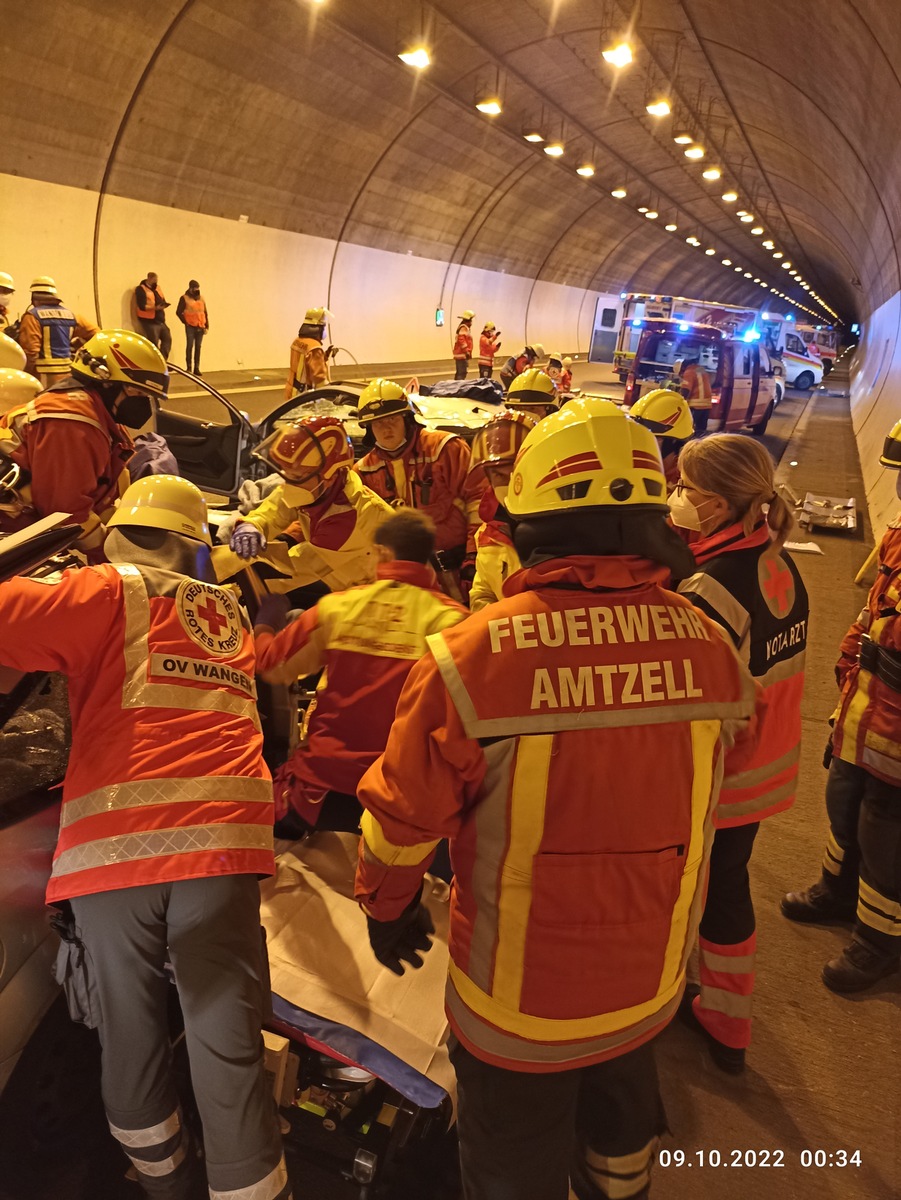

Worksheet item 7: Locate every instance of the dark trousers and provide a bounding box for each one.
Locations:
[700,822,760,945]
[821,757,901,953]
[454,358,468,379]
[185,325,204,373]
[478,363,493,378]
[449,1039,665,1200]
[691,406,710,435]
[138,318,172,359]
[70,876,289,1199]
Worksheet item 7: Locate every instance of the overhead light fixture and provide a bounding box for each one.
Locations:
[705,247,716,255]
[602,41,633,68]
[753,277,761,283]
[702,167,722,181]
[673,132,694,145]
[543,140,565,157]
[685,236,700,245]
[576,162,595,177]
[762,239,774,249]
[773,251,784,258]
[781,261,792,269]
[645,210,659,219]
[637,206,649,213]
[721,190,739,202]
[611,187,627,198]
[734,266,743,272]
[743,271,753,278]
[789,269,798,275]
[751,226,764,235]
[664,222,678,231]
[722,258,732,266]
[684,144,705,159]
[646,99,671,117]
[523,127,545,143]
[476,94,503,115]
[398,44,431,69]
[739,213,754,223]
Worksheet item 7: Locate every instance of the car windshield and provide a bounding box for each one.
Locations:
[274,391,360,428]
[635,333,722,382]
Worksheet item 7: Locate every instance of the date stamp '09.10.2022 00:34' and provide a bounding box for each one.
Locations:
[658,1148,863,1169]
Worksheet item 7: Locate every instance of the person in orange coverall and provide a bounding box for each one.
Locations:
[354,399,761,1200]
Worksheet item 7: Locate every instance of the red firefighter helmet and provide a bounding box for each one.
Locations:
[469,411,538,473]
[252,416,354,500]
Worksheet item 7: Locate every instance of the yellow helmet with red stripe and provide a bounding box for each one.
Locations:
[630,388,694,442]
[469,411,537,472]
[73,329,169,398]
[253,416,353,502]
[507,396,667,517]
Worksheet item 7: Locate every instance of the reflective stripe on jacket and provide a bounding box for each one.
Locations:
[18,305,97,375]
[453,325,473,360]
[355,429,488,555]
[0,563,273,903]
[0,384,133,547]
[478,332,499,367]
[679,521,808,826]
[683,364,713,409]
[256,561,467,800]
[136,283,166,320]
[832,521,901,783]
[469,519,521,611]
[356,555,760,1071]
[285,336,329,399]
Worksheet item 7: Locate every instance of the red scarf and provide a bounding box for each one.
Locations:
[690,519,772,566]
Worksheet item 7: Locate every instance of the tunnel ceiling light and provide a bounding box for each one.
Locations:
[602,41,633,67]
[523,128,545,143]
[762,239,774,249]
[665,222,678,231]
[739,213,755,223]
[781,261,792,268]
[721,190,739,202]
[476,94,503,115]
[721,258,732,265]
[734,266,743,272]
[544,140,565,157]
[645,210,659,219]
[702,166,722,181]
[684,144,705,159]
[686,236,700,245]
[646,98,672,117]
[789,269,798,275]
[611,187,628,198]
[773,251,784,258]
[705,247,716,255]
[398,44,431,69]
[751,226,764,235]
[576,162,595,177]
[637,206,649,213]
[753,277,761,283]
[673,132,694,145]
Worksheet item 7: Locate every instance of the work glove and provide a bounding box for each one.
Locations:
[255,593,290,631]
[366,893,435,976]
[823,733,834,770]
[230,522,267,560]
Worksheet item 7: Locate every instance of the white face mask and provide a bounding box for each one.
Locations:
[667,488,717,531]
[0,292,14,312]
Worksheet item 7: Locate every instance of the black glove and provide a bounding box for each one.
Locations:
[367,894,435,976]
[823,734,834,770]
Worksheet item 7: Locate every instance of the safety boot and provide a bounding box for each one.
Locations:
[781,879,856,925]
[822,938,901,994]
[678,986,746,1075]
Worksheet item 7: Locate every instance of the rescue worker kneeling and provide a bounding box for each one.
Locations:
[0,477,291,1200]
[253,508,467,834]
[0,328,167,560]
[226,415,392,595]
[355,399,761,1200]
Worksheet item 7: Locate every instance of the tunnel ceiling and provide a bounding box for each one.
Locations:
[5,0,896,325]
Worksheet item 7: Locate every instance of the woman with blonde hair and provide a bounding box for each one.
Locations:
[670,434,809,1074]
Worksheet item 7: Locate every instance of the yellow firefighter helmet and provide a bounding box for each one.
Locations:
[357,378,415,424]
[73,329,169,398]
[630,388,694,442]
[880,419,901,468]
[507,396,667,518]
[0,331,26,371]
[506,367,558,409]
[108,475,212,545]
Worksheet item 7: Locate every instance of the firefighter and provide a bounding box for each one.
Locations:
[671,434,807,1072]
[355,398,760,1200]
[503,367,559,421]
[353,379,487,600]
[453,309,475,380]
[560,356,574,393]
[0,272,16,332]
[253,509,467,833]
[0,328,167,560]
[285,306,331,399]
[224,415,392,595]
[175,279,208,375]
[676,355,714,435]
[498,342,544,391]
[134,271,172,358]
[18,276,98,386]
[467,411,536,611]
[631,387,695,488]
[0,476,291,1200]
[477,321,501,379]
[782,420,901,992]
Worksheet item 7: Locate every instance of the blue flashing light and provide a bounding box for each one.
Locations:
[678,321,690,332]
[743,330,761,342]
[851,323,860,334]
[786,313,793,321]
[632,319,643,328]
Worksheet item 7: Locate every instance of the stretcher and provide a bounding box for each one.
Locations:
[260,831,456,1197]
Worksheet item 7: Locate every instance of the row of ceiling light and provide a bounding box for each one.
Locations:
[395,26,838,321]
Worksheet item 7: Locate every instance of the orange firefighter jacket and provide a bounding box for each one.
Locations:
[678,521,807,827]
[478,331,500,369]
[832,518,901,784]
[0,563,274,904]
[0,384,133,552]
[18,305,98,377]
[453,324,473,361]
[356,555,760,1072]
[285,336,329,399]
[354,429,487,556]
[256,560,467,805]
[682,364,713,410]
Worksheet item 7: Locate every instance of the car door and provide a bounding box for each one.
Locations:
[156,366,255,498]
[724,344,755,430]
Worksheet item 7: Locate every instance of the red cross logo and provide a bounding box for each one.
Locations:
[761,557,794,616]
[196,597,228,635]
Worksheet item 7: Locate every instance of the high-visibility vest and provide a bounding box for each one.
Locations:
[182,294,207,327]
[137,283,166,320]
[26,304,76,374]
[0,562,274,904]
[683,364,713,408]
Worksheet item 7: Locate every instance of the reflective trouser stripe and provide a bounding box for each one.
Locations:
[694,933,756,1049]
[209,1155,291,1199]
[858,879,901,937]
[823,831,845,876]
[109,1108,187,1177]
[575,1136,658,1198]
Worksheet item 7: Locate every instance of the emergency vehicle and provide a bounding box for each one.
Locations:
[621,317,778,435]
[798,324,837,374]
[759,314,824,390]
